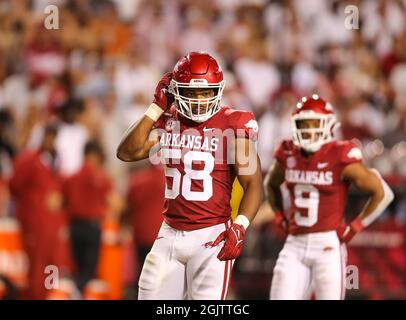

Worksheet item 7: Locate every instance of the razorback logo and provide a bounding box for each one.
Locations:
[244,119,258,133]
[347,147,362,160]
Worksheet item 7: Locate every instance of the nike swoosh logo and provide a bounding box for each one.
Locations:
[156,236,164,240]
[317,162,328,169]
[203,127,215,132]
[231,228,243,247]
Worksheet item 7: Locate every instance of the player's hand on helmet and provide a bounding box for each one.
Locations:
[205,223,246,261]
[337,218,363,243]
[153,72,174,111]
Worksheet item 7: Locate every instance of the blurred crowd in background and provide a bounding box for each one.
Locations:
[0,0,405,300]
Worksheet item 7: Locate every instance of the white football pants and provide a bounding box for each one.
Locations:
[270,230,347,300]
[138,220,233,300]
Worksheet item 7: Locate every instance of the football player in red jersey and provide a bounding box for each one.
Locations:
[117,52,263,299]
[265,95,394,300]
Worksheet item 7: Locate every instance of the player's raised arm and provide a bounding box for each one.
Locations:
[339,162,394,242]
[116,72,173,162]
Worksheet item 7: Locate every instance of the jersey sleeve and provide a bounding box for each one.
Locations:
[230,111,258,141]
[340,141,363,165]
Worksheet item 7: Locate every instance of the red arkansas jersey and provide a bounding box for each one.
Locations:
[275,139,363,235]
[154,106,258,231]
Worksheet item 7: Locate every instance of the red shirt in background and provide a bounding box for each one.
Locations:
[9,150,71,299]
[64,162,113,221]
[127,165,165,247]
[10,151,65,228]
[0,178,9,216]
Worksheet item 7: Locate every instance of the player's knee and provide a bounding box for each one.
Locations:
[272,264,284,277]
[314,273,341,298]
[273,255,291,276]
[271,263,291,287]
[138,252,163,292]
